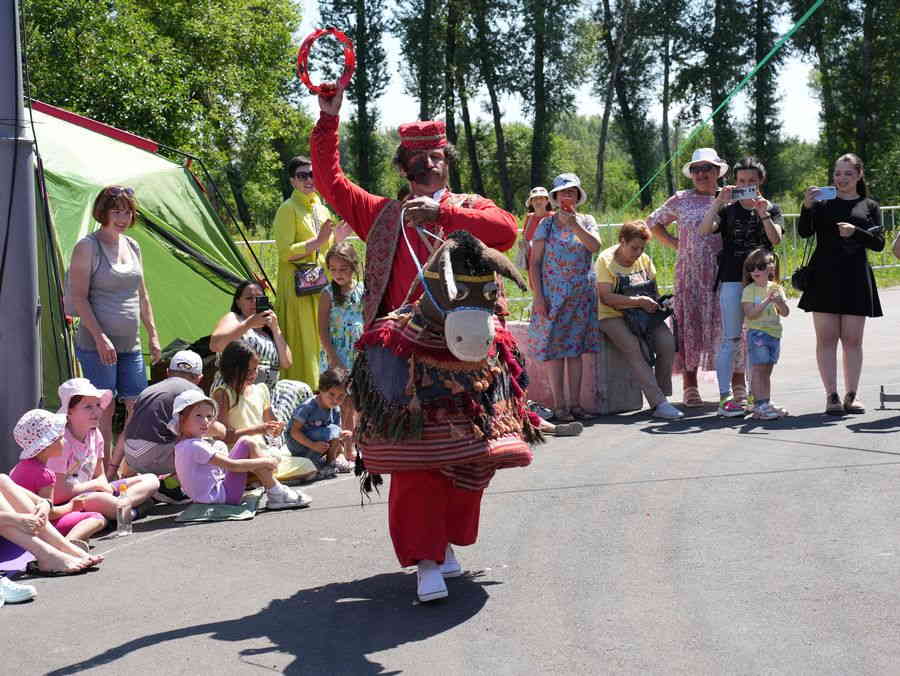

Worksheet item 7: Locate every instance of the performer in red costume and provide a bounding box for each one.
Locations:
[311,89,524,602]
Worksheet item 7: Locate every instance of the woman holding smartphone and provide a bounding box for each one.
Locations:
[798,153,883,415]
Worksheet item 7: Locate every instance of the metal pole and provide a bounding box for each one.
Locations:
[0,0,39,472]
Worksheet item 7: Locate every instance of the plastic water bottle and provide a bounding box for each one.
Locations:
[116,484,132,537]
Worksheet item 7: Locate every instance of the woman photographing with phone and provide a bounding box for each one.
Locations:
[797,153,884,415]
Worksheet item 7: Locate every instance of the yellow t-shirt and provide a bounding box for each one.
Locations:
[742,281,783,338]
[211,382,270,448]
[594,245,657,319]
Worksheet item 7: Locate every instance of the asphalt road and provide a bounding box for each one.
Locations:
[6,289,900,675]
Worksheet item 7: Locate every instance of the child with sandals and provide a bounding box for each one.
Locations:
[172,390,307,509]
[741,248,790,419]
[287,368,353,480]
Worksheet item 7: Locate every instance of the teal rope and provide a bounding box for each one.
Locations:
[620,0,825,212]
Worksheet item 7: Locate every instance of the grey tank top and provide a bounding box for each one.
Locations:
[75,232,144,354]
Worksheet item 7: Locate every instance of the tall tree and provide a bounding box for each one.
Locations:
[444,0,463,192]
[456,63,486,195]
[394,0,444,120]
[749,0,785,165]
[320,0,390,193]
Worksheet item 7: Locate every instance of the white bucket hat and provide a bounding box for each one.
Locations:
[525,186,550,209]
[57,378,113,414]
[168,350,204,377]
[548,173,587,208]
[168,389,218,434]
[14,409,68,459]
[681,148,729,179]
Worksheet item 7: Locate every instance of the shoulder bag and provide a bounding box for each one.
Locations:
[790,234,815,292]
[294,207,329,296]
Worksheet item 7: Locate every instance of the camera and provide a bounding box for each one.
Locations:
[731,185,759,201]
[255,295,271,313]
[814,186,837,201]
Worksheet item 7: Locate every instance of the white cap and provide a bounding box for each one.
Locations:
[57,378,113,415]
[168,389,218,434]
[168,350,204,377]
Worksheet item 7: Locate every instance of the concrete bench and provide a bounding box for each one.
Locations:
[507,320,645,415]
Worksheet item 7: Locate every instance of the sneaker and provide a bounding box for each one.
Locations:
[439,545,463,578]
[653,401,684,420]
[266,484,311,510]
[316,464,338,480]
[843,391,865,414]
[717,397,746,418]
[416,560,448,602]
[825,392,844,415]
[333,455,355,473]
[0,576,37,604]
[547,421,583,437]
[752,403,781,420]
[153,482,191,505]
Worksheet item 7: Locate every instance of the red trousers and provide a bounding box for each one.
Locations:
[388,469,484,567]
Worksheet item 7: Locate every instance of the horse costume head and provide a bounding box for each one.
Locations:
[416,230,527,362]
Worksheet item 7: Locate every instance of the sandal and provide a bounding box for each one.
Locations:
[569,406,596,421]
[25,560,90,578]
[732,385,748,404]
[682,386,704,408]
[552,408,575,423]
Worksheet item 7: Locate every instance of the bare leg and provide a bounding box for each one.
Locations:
[115,474,160,506]
[78,492,121,520]
[566,356,583,410]
[750,364,773,402]
[683,369,698,389]
[813,312,840,394]
[100,402,115,459]
[840,315,866,394]
[248,445,276,490]
[65,516,107,542]
[546,359,567,411]
[340,398,356,460]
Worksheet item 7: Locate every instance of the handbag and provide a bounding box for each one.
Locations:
[294,207,329,296]
[790,234,815,292]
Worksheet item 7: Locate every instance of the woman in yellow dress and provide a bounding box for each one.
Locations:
[273,156,334,389]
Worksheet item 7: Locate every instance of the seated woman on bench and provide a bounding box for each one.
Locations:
[595,220,683,420]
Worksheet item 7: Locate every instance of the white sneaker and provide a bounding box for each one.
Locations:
[439,545,463,578]
[653,401,684,420]
[0,576,37,604]
[416,560,448,602]
[752,403,781,420]
[266,484,311,510]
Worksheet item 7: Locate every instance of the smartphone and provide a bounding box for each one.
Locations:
[731,185,759,201]
[814,186,837,201]
[255,295,271,313]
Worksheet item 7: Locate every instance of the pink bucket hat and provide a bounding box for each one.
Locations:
[14,409,68,459]
[57,378,113,414]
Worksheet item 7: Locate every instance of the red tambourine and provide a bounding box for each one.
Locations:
[296,27,356,96]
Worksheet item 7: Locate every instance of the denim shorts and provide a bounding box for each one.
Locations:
[747,329,781,366]
[75,348,148,399]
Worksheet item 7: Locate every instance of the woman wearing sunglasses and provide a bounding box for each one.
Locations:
[67,185,161,460]
[272,155,336,389]
[647,148,730,408]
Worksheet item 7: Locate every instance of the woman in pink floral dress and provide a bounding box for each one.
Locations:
[647,148,730,406]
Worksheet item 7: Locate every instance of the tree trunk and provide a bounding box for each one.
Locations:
[661,27,674,196]
[709,0,739,163]
[419,0,435,120]
[530,0,548,187]
[457,70,485,195]
[614,73,653,208]
[812,36,837,160]
[226,165,254,231]
[444,0,462,192]
[596,0,629,210]
[353,0,373,191]
[856,0,874,158]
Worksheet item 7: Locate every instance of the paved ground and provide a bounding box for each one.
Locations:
[7,289,900,675]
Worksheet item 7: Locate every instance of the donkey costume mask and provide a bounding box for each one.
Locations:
[415,230,527,362]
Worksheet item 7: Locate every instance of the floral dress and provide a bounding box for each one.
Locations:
[319,281,364,371]
[646,189,721,373]
[527,215,601,360]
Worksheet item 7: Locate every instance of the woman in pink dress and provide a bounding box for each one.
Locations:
[647,148,730,406]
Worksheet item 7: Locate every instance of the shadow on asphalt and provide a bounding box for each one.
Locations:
[641,411,848,435]
[846,414,900,434]
[45,570,496,675]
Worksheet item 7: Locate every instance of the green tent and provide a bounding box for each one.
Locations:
[32,101,259,409]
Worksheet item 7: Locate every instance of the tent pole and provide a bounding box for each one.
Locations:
[0,0,40,472]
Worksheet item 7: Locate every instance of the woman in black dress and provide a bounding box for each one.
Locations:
[798,153,884,415]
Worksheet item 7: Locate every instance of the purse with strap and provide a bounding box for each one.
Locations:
[790,234,815,292]
[294,206,328,296]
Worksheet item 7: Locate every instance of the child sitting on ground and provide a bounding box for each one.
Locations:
[741,248,790,419]
[10,409,106,550]
[171,390,309,509]
[287,368,353,480]
[50,379,159,524]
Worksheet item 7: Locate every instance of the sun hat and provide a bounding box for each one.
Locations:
[525,186,550,209]
[548,173,587,208]
[168,350,204,377]
[57,378,113,414]
[168,389,218,434]
[681,148,729,179]
[14,409,68,459]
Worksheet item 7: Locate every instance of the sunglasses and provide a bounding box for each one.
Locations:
[689,164,717,174]
[746,261,773,271]
[107,186,134,197]
[294,170,313,180]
